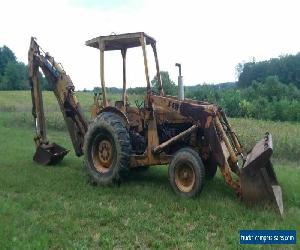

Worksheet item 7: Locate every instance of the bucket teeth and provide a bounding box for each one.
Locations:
[243,133,273,171]
[272,185,284,216]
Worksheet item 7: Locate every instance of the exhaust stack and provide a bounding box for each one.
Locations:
[175,63,184,100]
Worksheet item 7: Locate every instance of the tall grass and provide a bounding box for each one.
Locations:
[231,118,300,162]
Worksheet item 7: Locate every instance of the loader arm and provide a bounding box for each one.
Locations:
[212,109,283,215]
[150,95,283,215]
[28,37,88,164]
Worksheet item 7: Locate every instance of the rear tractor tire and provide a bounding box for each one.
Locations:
[168,148,205,198]
[84,112,131,185]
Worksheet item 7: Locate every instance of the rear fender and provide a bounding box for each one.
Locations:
[98,106,129,127]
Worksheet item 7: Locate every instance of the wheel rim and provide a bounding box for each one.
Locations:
[174,163,195,192]
[92,137,114,173]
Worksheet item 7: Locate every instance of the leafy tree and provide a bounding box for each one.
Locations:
[238,53,300,88]
[239,100,254,118]
[219,89,241,117]
[1,62,29,90]
[0,45,50,90]
[184,77,300,122]
[189,84,219,103]
[235,62,244,80]
[93,87,101,94]
[127,87,146,95]
[0,46,16,75]
[151,71,177,96]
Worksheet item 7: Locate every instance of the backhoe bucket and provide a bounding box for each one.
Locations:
[33,143,69,165]
[240,133,283,215]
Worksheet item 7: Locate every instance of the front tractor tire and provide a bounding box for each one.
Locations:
[168,148,205,198]
[84,112,131,185]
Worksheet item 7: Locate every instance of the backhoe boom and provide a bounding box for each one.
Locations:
[28,37,88,164]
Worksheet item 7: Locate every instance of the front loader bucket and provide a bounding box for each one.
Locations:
[33,143,69,165]
[240,133,283,216]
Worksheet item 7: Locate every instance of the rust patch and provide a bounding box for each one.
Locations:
[204,115,213,129]
[204,123,226,167]
[179,102,212,128]
[179,102,223,166]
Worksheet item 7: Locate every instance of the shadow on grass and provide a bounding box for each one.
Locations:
[125,166,237,201]
[27,158,283,216]
[127,167,168,185]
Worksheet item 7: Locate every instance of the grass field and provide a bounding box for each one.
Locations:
[1,91,300,161]
[0,91,299,249]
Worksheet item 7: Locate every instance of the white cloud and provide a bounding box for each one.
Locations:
[1,0,300,89]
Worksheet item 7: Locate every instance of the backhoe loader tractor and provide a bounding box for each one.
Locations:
[28,32,283,215]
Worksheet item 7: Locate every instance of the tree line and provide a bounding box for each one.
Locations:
[183,53,300,122]
[237,53,300,88]
[185,76,300,122]
[2,44,300,121]
[0,45,48,90]
[131,54,300,122]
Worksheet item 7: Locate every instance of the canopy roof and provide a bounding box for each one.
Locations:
[85,32,156,51]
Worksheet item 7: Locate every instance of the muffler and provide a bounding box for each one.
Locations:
[240,133,283,215]
[33,143,69,165]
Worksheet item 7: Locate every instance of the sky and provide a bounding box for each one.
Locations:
[1,0,300,90]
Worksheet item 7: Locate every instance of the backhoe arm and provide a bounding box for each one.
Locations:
[28,37,88,164]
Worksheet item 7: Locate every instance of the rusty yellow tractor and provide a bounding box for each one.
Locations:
[28,32,283,215]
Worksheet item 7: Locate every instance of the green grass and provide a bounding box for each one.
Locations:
[0,122,300,249]
[0,91,142,130]
[0,91,300,248]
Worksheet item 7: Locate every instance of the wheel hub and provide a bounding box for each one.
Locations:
[175,164,195,193]
[92,138,114,173]
[98,140,112,164]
